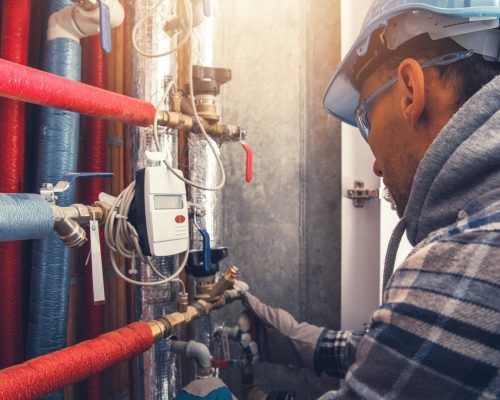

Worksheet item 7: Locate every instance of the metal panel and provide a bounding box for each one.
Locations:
[214,0,342,398]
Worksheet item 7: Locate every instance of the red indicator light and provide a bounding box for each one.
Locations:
[175,215,186,223]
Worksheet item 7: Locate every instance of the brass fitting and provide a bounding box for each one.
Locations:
[51,203,108,247]
[194,275,217,300]
[208,266,238,299]
[195,94,219,123]
[153,297,222,337]
[149,289,237,340]
[148,320,167,342]
[156,305,201,336]
[158,110,244,142]
[91,201,109,222]
[177,291,189,313]
[158,110,193,132]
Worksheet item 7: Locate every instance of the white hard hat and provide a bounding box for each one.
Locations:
[323,0,500,126]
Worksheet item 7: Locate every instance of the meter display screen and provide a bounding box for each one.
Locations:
[154,195,183,210]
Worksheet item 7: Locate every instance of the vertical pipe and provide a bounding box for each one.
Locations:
[130,1,179,398]
[27,2,81,400]
[188,7,222,352]
[0,0,31,369]
[81,35,107,400]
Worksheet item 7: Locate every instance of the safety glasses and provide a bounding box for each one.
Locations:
[355,49,474,142]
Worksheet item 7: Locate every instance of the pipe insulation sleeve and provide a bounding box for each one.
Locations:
[0,0,29,192]
[130,1,180,398]
[0,194,54,241]
[0,0,31,369]
[0,58,156,126]
[0,322,154,400]
[28,7,81,399]
[82,35,107,400]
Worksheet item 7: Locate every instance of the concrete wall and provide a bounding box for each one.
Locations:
[213,1,342,397]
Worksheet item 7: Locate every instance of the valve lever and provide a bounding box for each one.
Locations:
[240,141,253,183]
[193,214,212,274]
[97,0,112,53]
[54,172,114,193]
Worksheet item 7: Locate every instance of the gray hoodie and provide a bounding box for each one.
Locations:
[337,74,500,400]
[405,74,500,246]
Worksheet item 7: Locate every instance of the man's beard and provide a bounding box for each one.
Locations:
[388,188,410,218]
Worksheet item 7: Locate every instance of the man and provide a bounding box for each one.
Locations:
[238,1,500,399]
[176,1,500,399]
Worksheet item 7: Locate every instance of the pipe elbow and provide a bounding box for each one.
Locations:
[47,0,125,42]
[171,340,212,372]
[185,340,212,370]
[53,215,87,247]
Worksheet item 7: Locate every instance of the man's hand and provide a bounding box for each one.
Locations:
[238,292,325,370]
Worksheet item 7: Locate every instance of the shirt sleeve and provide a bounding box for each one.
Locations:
[314,329,364,378]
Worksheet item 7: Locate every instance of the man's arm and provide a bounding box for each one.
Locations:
[242,293,363,378]
[315,329,364,378]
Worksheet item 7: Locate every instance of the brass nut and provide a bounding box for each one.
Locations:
[147,320,166,342]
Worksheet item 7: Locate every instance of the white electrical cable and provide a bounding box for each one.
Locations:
[104,181,189,287]
[132,0,192,58]
[152,0,226,191]
[104,0,227,286]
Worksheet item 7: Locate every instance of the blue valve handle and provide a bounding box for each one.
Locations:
[97,0,112,53]
[197,227,212,274]
[54,172,114,193]
[60,172,114,186]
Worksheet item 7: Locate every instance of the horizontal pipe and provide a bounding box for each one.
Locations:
[0,58,156,126]
[0,322,154,400]
[0,194,54,241]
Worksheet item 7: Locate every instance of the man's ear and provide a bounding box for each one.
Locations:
[397,58,425,128]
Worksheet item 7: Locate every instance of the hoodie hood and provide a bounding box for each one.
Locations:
[404,74,500,246]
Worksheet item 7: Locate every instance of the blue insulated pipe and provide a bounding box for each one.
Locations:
[27,2,81,399]
[0,194,54,241]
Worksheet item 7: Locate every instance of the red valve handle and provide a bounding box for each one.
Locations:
[241,141,253,183]
[211,359,230,369]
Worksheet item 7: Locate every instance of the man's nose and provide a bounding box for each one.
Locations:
[373,160,383,177]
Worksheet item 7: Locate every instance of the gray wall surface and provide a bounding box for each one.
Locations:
[213,1,342,398]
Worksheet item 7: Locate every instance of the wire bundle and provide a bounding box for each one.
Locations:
[104,181,188,288]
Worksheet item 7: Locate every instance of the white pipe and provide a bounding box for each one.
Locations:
[171,340,213,372]
[47,0,124,41]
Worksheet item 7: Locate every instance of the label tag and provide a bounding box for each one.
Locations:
[90,220,106,304]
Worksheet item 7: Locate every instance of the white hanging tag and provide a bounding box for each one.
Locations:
[90,220,106,304]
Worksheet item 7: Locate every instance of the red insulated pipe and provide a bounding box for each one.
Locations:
[0,0,31,369]
[82,36,107,400]
[0,322,154,400]
[0,58,156,126]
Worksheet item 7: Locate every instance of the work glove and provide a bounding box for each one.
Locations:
[174,376,236,400]
[239,292,325,371]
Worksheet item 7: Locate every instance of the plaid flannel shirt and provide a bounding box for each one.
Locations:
[315,193,500,399]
